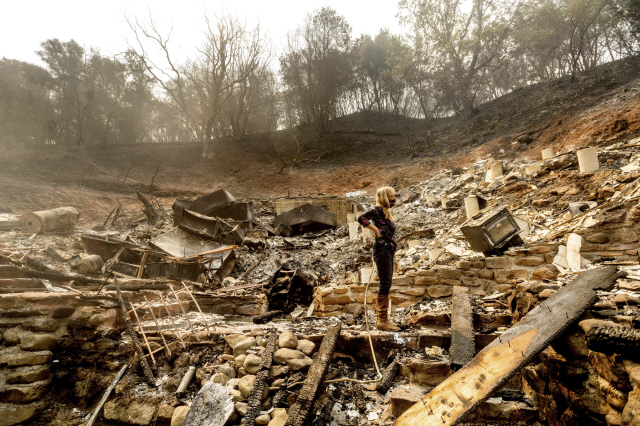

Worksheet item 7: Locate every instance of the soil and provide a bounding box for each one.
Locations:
[0,56,639,224]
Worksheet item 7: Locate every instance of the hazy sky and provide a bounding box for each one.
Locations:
[2,0,405,67]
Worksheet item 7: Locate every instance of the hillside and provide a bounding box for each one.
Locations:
[0,55,639,223]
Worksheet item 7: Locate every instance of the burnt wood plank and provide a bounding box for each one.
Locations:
[285,323,342,426]
[450,286,475,370]
[394,266,624,426]
[244,333,278,426]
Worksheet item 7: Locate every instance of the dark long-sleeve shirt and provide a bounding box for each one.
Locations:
[357,206,397,252]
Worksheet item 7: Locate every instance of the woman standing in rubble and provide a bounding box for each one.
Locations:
[357,187,400,332]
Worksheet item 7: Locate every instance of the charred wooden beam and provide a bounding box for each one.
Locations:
[252,310,283,324]
[285,323,342,426]
[376,359,399,394]
[0,265,108,285]
[394,266,625,426]
[244,333,278,426]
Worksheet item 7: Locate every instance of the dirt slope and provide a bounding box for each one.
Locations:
[0,56,639,223]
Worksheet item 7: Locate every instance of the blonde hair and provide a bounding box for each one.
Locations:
[376,186,395,220]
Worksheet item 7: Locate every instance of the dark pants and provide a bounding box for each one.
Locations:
[373,245,394,296]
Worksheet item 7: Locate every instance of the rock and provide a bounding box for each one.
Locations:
[589,351,631,392]
[256,413,271,424]
[614,294,639,305]
[390,386,423,417]
[515,256,545,266]
[238,367,247,376]
[238,374,256,399]
[235,401,248,416]
[415,276,438,286]
[19,334,58,351]
[229,389,244,401]
[157,404,175,425]
[0,383,49,403]
[267,408,288,426]
[612,230,639,244]
[485,257,511,269]
[244,354,262,375]
[287,356,313,371]
[587,233,609,244]
[477,269,494,279]
[220,363,236,379]
[212,372,230,386]
[103,401,157,425]
[220,354,235,362]
[427,285,453,298]
[165,375,182,393]
[437,267,461,279]
[296,339,316,356]
[539,289,557,299]
[531,265,559,281]
[622,389,640,426]
[0,351,52,367]
[272,379,285,388]
[269,365,289,378]
[494,269,528,283]
[232,337,257,357]
[6,365,50,384]
[235,354,247,369]
[3,331,20,346]
[273,348,305,364]
[278,330,298,349]
[227,378,240,389]
[24,318,59,333]
[0,402,42,424]
[171,406,189,426]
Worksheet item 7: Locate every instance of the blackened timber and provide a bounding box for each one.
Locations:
[244,333,278,426]
[136,190,160,223]
[285,323,342,426]
[394,266,625,426]
[253,310,283,324]
[0,265,108,285]
[450,286,475,370]
[376,359,399,393]
[181,381,235,426]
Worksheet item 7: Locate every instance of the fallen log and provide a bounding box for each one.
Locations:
[450,286,475,370]
[393,266,625,426]
[181,381,234,426]
[244,333,278,426]
[376,358,399,394]
[285,323,342,426]
[19,206,80,234]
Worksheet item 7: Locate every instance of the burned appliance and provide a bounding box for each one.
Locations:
[461,207,523,255]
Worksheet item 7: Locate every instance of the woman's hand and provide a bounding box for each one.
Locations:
[374,228,382,239]
[366,224,382,238]
[393,256,399,271]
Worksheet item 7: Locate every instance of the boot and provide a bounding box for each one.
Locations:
[376,295,400,332]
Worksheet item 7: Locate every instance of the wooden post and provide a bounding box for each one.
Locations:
[375,359,399,394]
[450,286,475,370]
[285,324,342,426]
[137,251,149,279]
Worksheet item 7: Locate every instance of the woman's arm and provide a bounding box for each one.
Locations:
[364,223,381,238]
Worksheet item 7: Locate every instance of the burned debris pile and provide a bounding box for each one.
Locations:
[0,137,640,425]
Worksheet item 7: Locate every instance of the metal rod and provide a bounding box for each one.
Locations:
[159,293,186,348]
[182,281,212,334]
[170,284,199,341]
[130,302,155,365]
[144,295,171,357]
